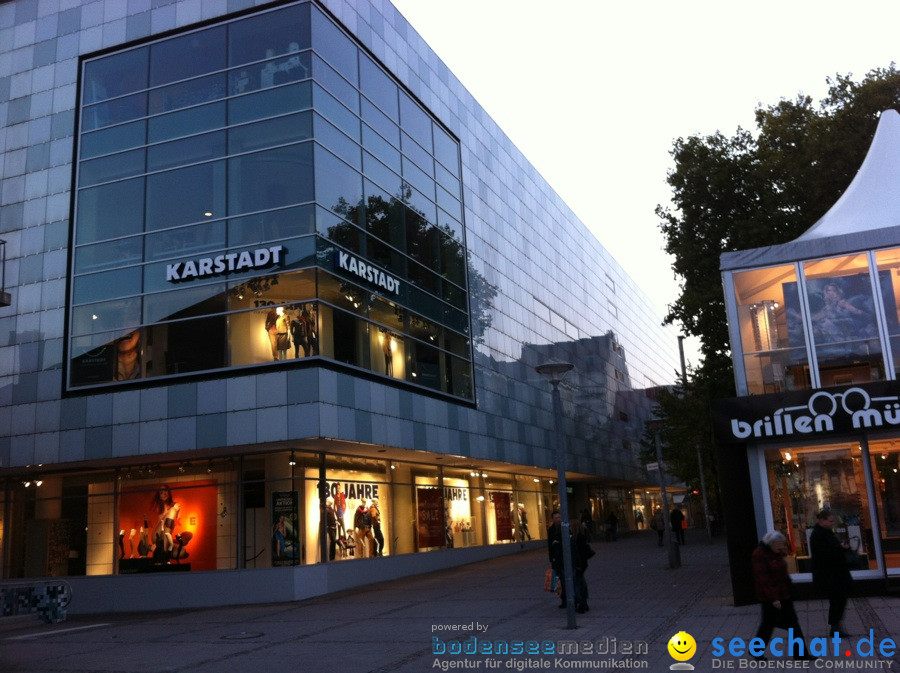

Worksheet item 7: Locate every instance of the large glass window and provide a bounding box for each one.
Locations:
[732,264,809,394]
[69,1,470,398]
[874,248,900,379]
[765,444,879,574]
[803,255,885,387]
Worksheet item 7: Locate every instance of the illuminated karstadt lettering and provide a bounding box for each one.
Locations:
[335,250,400,295]
[166,245,285,282]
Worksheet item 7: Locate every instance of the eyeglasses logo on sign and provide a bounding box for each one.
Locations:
[728,387,900,441]
[166,245,285,282]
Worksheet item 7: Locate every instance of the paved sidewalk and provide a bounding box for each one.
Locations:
[2,531,898,673]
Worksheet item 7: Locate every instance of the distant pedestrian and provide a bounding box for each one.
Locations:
[605,511,619,542]
[651,507,665,546]
[635,509,645,529]
[581,508,594,541]
[751,531,814,661]
[547,511,568,608]
[571,518,593,613]
[810,509,853,635]
[671,506,686,545]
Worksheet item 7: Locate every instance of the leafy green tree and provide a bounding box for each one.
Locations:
[652,64,900,509]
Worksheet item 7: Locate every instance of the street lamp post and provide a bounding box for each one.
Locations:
[647,419,681,570]
[535,361,577,630]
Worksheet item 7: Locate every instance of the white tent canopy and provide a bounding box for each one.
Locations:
[721,109,900,271]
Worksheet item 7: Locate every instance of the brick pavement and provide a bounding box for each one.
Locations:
[1,531,898,673]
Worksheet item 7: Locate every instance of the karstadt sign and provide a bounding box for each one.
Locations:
[711,381,900,445]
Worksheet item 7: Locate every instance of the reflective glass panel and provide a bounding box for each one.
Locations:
[80,121,147,160]
[803,255,885,387]
[732,265,809,394]
[81,92,148,132]
[148,101,226,143]
[228,143,313,216]
[149,73,227,114]
[75,178,145,244]
[228,82,311,125]
[311,6,358,84]
[874,248,900,379]
[78,149,145,187]
[83,47,149,104]
[74,237,143,274]
[147,131,226,172]
[147,161,226,230]
[228,4,310,68]
[227,206,315,247]
[150,26,226,87]
[228,113,312,154]
[315,146,362,216]
[359,53,398,120]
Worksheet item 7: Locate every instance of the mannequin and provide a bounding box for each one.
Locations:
[151,484,182,563]
[370,498,385,556]
[275,307,290,360]
[334,484,347,537]
[265,308,279,361]
[354,500,373,558]
[290,311,306,358]
[382,335,393,375]
[301,306,317,356]
[325,496,337,561]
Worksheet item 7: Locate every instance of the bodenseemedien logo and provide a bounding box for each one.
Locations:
[668,631,697,670]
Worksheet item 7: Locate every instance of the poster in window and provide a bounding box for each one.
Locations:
[117,479,217,571]
[416,487,444,548]
[492,492,513,540]
[272,491,300,566]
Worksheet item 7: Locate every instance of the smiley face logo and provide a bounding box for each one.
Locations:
[667,631,697,662]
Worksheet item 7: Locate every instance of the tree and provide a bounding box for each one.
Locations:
[652,64,900,505]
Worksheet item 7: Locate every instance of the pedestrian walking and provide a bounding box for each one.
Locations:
[751,531,814,661]
[809,509,853,636]
[671,506,686,545]
[651,507,665,546]
[547,511,567,608]
[571,518,594,613]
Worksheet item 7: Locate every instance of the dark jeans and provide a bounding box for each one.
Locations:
[574,569,588,608]
[373,523,384,555]
[827,591,849,630]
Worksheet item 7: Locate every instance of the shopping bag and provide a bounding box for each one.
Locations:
[544,568,553,592]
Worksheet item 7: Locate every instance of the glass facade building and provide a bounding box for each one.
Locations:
[0,0,679,612]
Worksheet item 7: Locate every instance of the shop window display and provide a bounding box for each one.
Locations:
[868,440,900,572]
[764,444,879,574]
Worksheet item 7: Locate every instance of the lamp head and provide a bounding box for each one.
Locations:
[535,361,573,385]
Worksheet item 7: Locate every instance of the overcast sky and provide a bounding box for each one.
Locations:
[390,0,900,367]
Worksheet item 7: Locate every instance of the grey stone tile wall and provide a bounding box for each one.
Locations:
[0,0,679,481]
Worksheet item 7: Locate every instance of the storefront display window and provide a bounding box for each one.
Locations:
[764,444,879,574]
[732,264,810,394]
[868,439,900,573]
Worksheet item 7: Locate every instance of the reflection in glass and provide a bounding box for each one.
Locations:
[803,256,886,387]
[83,47,149,104]
[147,161,226,230]
[874,248,900,379]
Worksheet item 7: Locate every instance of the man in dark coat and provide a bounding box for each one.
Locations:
[547,511,566,607]
[809,509,853,635]
[671,506,686,545]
